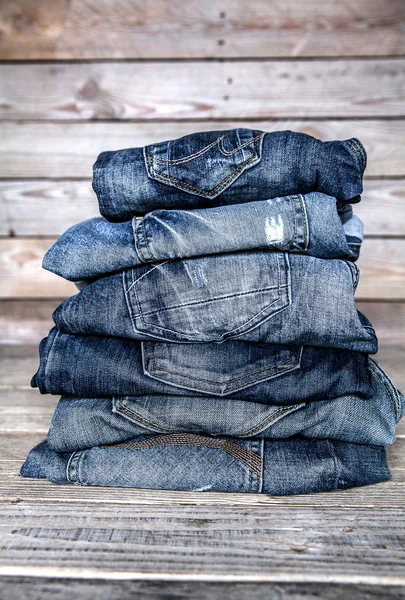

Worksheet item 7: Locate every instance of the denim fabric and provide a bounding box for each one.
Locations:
[42,193,362,282]
[92,129,366,220]
[46,359,404,452]
[20,436,389,494]
[32,328,374,403]
[52,251,377,352]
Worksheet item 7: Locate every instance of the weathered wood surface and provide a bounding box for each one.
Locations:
[1,0,404,60]
[1,580,405,600]
[0,495,404,580]
[1,120,405,179]
[1,60,405,120]
[0,431,404,580]
[1,238,404,299]
[1,178,404,237]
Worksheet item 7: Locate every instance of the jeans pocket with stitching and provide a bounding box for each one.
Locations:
[124,251,291,343]
[144,128,264,199]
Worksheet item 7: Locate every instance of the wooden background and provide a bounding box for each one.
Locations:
[0,1,404,598]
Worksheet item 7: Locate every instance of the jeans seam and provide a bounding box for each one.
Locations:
[138,216,157,262]
[342,138,367,172]
[114,399,175,433]
[298,194,309,251]
[66,450,83,484]
[137,285,284,316]
[327,440,340,489]
[369,359,401,421]
[44,329,61,395]
[133,218,152,264]
[145,134,263,198]
[145,343,302,394]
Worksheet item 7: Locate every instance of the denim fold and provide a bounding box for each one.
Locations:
[21,436,389,495]
[51,251,377,352]
[92,128,366,220]
[42,193,362,282]
[32,327,374,404]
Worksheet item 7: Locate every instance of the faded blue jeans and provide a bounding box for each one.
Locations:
[92,128,366,220]
[43,193,362,282]
[46,358,404,452]
[32,328,374,404]
[51,251,377,352]
[20,436,389,494]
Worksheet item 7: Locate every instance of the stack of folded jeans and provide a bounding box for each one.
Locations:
[21,129,404,495]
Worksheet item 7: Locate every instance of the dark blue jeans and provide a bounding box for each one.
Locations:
[92,128,366,220]
[51,251,377,352]
[32,328,374,404]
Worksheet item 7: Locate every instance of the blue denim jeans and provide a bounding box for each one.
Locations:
[51,251,377,352]
[42,194,362,282]
[92,128,366,220]
[46,359,403,452]
[32,328,374,404]
[20,436,389,494]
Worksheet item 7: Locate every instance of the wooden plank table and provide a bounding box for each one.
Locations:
[0,340,404,598]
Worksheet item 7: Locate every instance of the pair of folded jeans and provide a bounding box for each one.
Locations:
[32,328,374,403]
[92,128,366,219]
[21,436,390,495]
[51,252,376,352]
[42,193,362,282]
[22,128,398,495]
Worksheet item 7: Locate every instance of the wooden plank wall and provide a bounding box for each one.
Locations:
[0,1,404,354]
[0,0,403,363]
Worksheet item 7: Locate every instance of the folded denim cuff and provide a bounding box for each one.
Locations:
[133,216,155,263]
[342,138,367,173]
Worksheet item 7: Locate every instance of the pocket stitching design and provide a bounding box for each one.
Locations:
[127,253,291,342]
[144,343,303,395]
[100,433,263,478]
[113,398,176,434]
[113,397,305,438]
[145,133,264,198]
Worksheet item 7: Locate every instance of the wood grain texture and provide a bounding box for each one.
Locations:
[1,59,405,120]
[0,238,404,299]
[2,470,405,509]
[0,0,404,60]
[1,178,404,237]
[2,120,404,179]
[0,180,98,236]
[0,239,76,298]
[1,579,405,600]
[0,502,404,581]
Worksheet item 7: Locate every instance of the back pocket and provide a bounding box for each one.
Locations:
[142,340,303,396]
[113,395,304,437]
[144,128,264,199]
[124,251,291,343]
